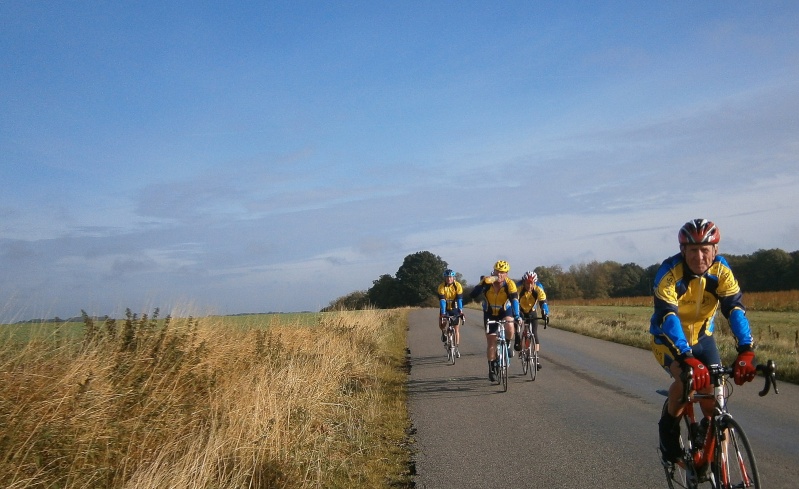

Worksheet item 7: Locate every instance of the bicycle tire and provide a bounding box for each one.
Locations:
[530,348,538,381]
[713,416,759,489]
[448,333,456,365]
[662,416,699,489]
[521,349,529,375]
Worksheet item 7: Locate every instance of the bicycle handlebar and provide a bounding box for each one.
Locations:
[485,319,512,335]
[680,360,779,403]
[757,359,779,397]
[523,315,549,328]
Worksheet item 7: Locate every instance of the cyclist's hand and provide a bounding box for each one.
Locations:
[543,314,549,328]
[733,350,756,385]
[680,357,710,391]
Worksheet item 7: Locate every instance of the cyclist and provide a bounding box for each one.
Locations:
[651,219,756,464]
[516,270,550,370]
[437,268,464,358]
[470,260,521,381]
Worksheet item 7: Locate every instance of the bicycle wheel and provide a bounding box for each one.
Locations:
[448,333,456,365]
[521,349,529,375]
[713,416,759,489]
[530,348,538,381]
[663,416,699,489]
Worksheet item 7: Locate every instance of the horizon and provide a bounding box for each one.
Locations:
[3,3,798,323]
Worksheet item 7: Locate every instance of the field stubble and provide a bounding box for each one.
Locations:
[552,291,799,384]
[0,309,413,489]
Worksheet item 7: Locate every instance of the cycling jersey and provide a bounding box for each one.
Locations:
[437,281,464,315]
[470,278,520,318]
[650,252,753,357]
[517,281,550,316]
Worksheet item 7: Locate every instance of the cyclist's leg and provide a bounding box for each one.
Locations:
[503,314,515,357]
[485,314,499,379]
[530,317,540,352]
[439,315,447,342]
[530,317,541,368]
[653,336,685,463]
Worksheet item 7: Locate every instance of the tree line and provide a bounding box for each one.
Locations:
[324,248,799,311]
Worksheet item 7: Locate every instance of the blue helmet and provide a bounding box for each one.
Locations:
[443,269,456,278]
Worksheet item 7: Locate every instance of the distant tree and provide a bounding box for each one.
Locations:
[395,251,448,306]
[368,274,403,309]
[323,290,370,311]
[570,261,612,299]
[790,251,799,290]
[610,262,647,297]
[534,265,581,300]
[746,249,794,291]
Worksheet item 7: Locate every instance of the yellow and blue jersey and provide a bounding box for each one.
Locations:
[437,281,464,314]
[470,278,520,318]
[650,252,753,356]
[517,281,550,316]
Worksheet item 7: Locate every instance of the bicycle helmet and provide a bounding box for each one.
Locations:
[443,269,456,278]
[678,219,720,245]
[522,271,537,284]
[493,260,510,273]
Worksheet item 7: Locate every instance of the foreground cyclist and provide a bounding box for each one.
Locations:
[517,270,550,370]
[470,260,521,381]
[650,219,756,464]
[437,269,464,357]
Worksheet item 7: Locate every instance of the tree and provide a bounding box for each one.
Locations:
[323,290,370,311]
[368,274,403,309]
[395,251,448,306]
[570,261,612,299]
[610,262,647,297]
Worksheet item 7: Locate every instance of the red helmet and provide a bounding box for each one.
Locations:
[522,271,537,284]
[678,219,720,245]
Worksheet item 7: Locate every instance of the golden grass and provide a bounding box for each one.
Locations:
[552,305,799,385]
[555,290,799,312]
[0,309,412,488]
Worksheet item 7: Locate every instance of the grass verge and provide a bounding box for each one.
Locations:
[0,308,413,488]
[551,304,799,385]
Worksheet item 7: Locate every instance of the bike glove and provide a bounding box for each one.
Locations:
[733,350,756,386]
[543,314,549,328]
[680,356,710,391]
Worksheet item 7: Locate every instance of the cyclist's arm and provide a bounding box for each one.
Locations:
[540,300,550,316]
[469,284,486,300]
[650,259,691,355]
[437,283,447,315]
[715,261,754,349]
[651,308,691,356]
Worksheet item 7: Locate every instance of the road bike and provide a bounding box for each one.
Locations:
[660,360,778,489]
[519,315,546,381]
[441,314,463,365]
[486,319,510,392]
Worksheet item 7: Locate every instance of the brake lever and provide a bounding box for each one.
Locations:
[757,360,779,397]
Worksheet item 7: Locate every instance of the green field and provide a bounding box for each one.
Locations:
[552,305,799,384]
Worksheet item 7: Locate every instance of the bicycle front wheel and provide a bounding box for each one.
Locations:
[530,348,538,381]
[714,416,759,489]
[663,415,697,489]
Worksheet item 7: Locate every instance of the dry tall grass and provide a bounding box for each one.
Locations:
[0,309,412,488]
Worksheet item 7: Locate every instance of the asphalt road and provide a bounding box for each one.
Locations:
[407,308,799,489]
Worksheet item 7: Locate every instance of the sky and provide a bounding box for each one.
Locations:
[2,2,799,322]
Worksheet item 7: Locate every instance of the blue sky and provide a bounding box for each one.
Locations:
[2,2,798,321]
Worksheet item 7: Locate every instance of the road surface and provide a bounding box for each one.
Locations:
[407,308,799,488]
